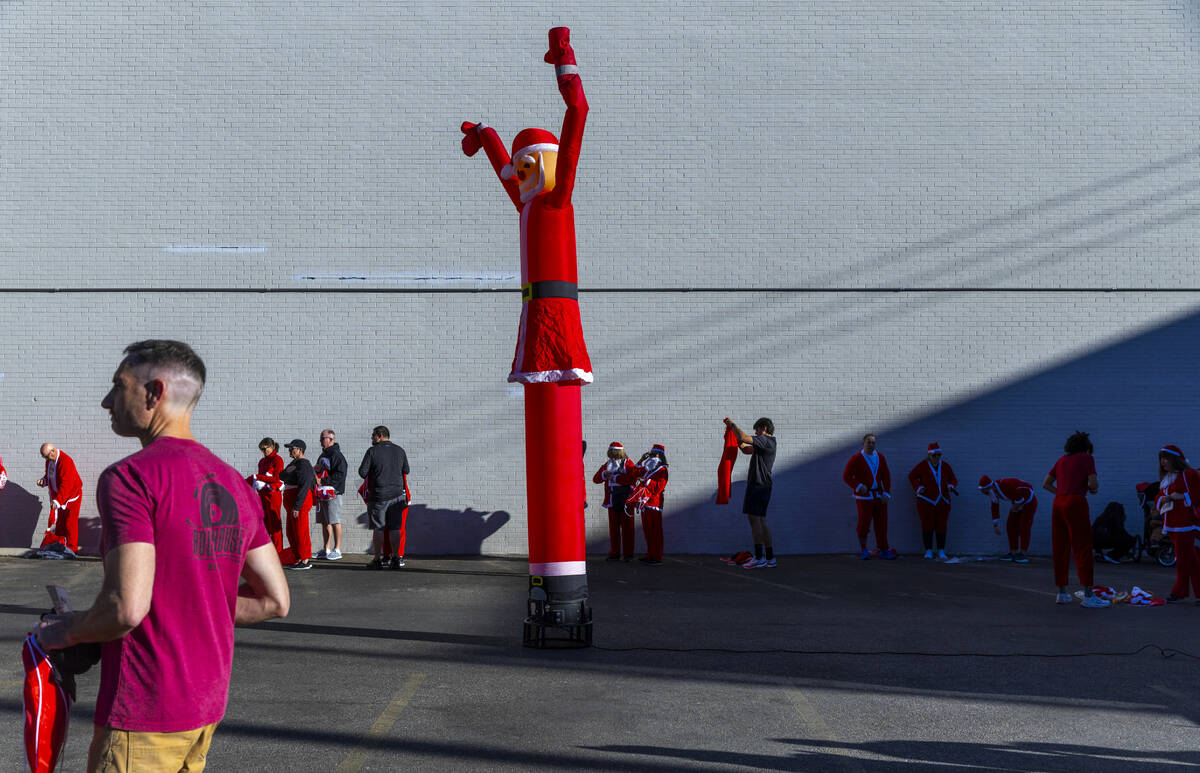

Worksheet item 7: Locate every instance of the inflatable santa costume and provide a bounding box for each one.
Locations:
[461,27,593,646]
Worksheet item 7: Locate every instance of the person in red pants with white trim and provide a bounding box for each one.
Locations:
[908,442,958,560]
[843,434,895,559]
[977,475,1037,563]
[594,442,637,561]
[1043,431,1108,608]
[626,444,668,566]
[248,437,285,552]
[37,443,82,554]
[1155,445,1200,602]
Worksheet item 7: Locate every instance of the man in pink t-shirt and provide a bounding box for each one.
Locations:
[36,340,290,772]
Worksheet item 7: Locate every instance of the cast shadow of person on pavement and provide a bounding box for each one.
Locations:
[354,505,511,555]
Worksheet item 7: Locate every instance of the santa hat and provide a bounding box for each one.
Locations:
[500,128,559,180]
[652,444,666,454]
[927,443,942,454]
[608,442,623,451]
[1161,444,1187,460]
[978,475,994,490]
[1130,586,1166,606]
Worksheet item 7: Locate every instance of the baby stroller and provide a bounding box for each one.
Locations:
[1134,481,1176,567]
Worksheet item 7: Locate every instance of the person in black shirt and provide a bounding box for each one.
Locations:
[358,425,411,570]
[314,429,348,561]
[280,439,317,570]
[724,417,778,568]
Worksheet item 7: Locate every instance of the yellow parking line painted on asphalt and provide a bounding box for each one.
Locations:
[335,673,426,773]
[788,690,868,773]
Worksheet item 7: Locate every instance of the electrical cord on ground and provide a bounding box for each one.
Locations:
[590,643,1200,660]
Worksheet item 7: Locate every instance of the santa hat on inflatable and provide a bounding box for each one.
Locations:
[978,475,995,490]
[927,443,942,455]
[500,128,559,181]
[608,442,624,451]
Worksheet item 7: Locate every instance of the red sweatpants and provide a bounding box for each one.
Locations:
[260,491,283,552]
[641,508,664,561]
[915,500,950,533]
[855,499,889,550]
[1169,531,1200,598]
[607,507,635,558]
[1051,495,1093,587]
[40,499,81,553]
[381,507,409,556]
[1006,498,1037,552]
[283,491,313,562]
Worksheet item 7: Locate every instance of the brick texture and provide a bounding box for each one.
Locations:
[2,2,1199,555]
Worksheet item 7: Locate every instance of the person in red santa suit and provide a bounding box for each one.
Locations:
[1155,445,1200,602]
[37,443,82,554]
[843,434,896,559]
[0,454,7,492]
[626,445,669,566]
[908,442,958,560]
[977,474,1038,563]
[593,442,638,561]
[1043,431,1108,607]
[247,437,285,552]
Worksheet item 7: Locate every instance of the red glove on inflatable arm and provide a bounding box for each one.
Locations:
[460,121,483,157]
[544,27,575,65]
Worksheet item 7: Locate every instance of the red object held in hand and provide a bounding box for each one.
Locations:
[716,425,739,505]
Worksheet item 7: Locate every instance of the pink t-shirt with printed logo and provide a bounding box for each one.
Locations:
[95,437,269,732]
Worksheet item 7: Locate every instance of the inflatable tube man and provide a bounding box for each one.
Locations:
[461,27,593,647]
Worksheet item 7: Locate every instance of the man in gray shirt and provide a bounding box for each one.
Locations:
[358,425,410,570]
[724,417,778,569]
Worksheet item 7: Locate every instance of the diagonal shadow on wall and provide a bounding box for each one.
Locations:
[602,306,1200,557]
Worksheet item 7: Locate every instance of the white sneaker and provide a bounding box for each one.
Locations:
[937,550,948,560]
[1055,592,1073,605]
[742,558,766,569]
[326,549,342,561]
[1081,595,1111,609]
[923,549,933,559]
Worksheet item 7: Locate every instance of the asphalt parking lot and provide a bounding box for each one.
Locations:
[2,551,1199,772]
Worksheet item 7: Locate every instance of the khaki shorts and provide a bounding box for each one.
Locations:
[88,722,219,773]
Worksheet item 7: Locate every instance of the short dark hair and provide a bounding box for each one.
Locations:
[1064,431,1093,454]
[753,417,774,435]
[862,433,876,443]
[122,340,206,385]
[372,425,390,439]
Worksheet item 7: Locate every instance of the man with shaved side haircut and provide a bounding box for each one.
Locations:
[35,340,290,772]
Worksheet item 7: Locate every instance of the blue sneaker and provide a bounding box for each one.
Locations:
[858,549,871,560]
[879,549,899,560]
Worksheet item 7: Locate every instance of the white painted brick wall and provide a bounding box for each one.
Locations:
[2,2,1199,556]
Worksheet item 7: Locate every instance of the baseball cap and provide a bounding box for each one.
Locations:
[284,439,306,452]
